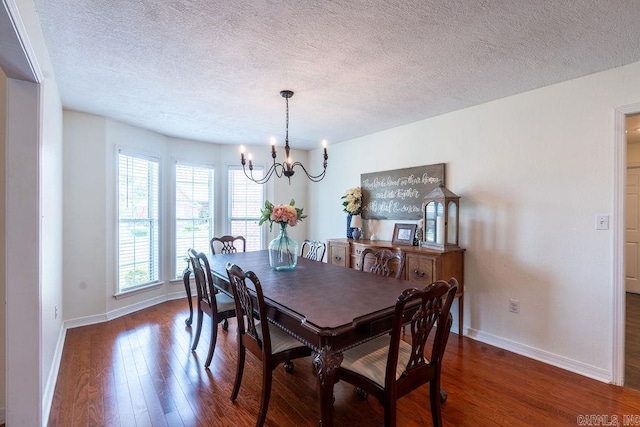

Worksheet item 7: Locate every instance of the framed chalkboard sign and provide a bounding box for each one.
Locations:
[361,164,445,220]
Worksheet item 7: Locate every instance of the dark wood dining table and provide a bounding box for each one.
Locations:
[207,249,421,427]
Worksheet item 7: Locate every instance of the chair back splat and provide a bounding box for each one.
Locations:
[359,247,405,279]
[300,239,326,262]
[210,235,246,255]
[337,278,458,427]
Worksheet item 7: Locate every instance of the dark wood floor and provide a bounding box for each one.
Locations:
[627,292,640,391]
[48,299,640,426]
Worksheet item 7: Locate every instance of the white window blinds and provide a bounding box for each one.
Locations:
[228,166,264,251]
[118,152,160,292]
[175,163,214,277]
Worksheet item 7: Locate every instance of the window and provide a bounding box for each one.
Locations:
[228,166,264,251]
[117,152,160,292]
[175,163,214,277]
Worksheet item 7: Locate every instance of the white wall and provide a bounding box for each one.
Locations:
[63,112,108,318]
[63,111,309,321]
[309,61,640,382]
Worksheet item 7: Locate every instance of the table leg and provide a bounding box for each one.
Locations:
[182,268,193,326]
[312,346,343,427]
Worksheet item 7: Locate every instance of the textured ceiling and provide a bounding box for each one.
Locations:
[32,1,640,150]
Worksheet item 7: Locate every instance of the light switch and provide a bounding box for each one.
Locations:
[596,215,609,230]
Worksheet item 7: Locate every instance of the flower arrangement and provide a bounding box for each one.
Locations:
[259,199,307,232]
[260,199,306,270]
[341,187,362,215]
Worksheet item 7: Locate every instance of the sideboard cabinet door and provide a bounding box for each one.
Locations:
[327,240,348,267]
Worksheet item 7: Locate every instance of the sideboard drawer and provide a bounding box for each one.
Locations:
[351,255,362,270]
[351,243,367,270]
[405,253,435,285]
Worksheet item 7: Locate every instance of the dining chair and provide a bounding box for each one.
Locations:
[226,263,312,427]
[337,278,458,427]
[359,247,405,279]
[188,249,236,368]
[300,239,326,262]
[210,235,246,255]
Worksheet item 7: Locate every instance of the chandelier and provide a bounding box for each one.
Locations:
[240,90,328,184]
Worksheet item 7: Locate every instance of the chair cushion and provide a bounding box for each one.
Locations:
[215,292,235,313]
[341,335,413,387]
[255,320,308,355]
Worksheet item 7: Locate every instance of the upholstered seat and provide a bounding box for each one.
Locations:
[254,320,309,354]
[215,292,235,314]
[341,335,413,386]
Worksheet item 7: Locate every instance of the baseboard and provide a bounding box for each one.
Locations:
[167,284,194,302]
[64,284,193,330]
[466,328,612,383]
[42,322,67,426]
[63,312,110,329]
[106,294,170,320]
[453,321,461,336]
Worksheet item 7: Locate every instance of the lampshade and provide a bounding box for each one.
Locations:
[350,215,363,228]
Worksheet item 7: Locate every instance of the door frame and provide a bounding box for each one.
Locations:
[614,104,640,385]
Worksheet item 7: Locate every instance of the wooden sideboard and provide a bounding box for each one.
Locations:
[326,238,465,336]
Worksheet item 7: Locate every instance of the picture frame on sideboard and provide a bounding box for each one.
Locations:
[392,223,417,246]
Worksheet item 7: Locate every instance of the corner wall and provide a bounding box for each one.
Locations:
[63,111,309,321]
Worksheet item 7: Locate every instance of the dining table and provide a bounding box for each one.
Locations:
[207,249,423,427]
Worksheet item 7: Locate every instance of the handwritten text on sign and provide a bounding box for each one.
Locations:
[361,164,445,220]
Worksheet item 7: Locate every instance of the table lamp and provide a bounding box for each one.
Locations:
[350,215,363,240]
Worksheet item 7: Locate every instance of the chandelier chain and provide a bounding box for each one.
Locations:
[285,95,289,146]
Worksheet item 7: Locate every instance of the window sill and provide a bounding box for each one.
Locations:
[114,281,165,300]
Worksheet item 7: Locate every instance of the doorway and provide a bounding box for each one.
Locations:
[625,114,640,391]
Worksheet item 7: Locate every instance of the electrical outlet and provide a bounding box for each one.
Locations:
[509,299,519,314]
